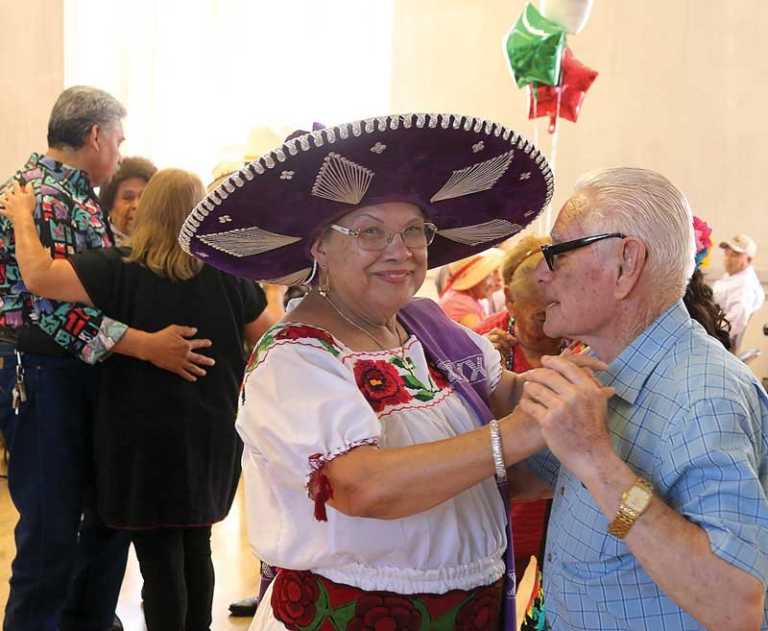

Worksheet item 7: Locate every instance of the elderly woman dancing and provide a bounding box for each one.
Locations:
[177,114,603,630]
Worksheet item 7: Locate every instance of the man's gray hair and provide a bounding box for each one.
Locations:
[47,86,126,150]
[574,167,696,300]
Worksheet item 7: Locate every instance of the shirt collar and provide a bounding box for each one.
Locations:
[599,300,691,404]
[110,222,128,245]
[28,152,96,199]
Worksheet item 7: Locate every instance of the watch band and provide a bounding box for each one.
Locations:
[607,477,653,539]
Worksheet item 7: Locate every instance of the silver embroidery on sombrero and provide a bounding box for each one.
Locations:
[264,267,313,286]
[311,152,374,205]
[430,150,515,203]
[437,219,522,246]
[177,113,555,258]
[198,226,302,258]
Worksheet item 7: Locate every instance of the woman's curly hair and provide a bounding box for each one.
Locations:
[684,268,732,350]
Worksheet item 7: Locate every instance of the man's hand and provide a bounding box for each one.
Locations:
[142,325,215,382]
[518,354,614,482]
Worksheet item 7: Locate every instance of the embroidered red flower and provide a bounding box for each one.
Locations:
[455,581,503,630]
[348,593,422,631]
[428,362,450,390]
[354,359,412,412]
[271,570,319,629]
[275,325,336,347]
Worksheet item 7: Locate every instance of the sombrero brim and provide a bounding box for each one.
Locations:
[179,113,553,283]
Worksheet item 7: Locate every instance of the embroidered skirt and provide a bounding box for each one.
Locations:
[270,568,503,630]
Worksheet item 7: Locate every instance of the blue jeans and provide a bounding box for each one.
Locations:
[0,346,130,631]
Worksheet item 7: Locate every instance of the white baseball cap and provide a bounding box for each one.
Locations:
[719,234,757,258]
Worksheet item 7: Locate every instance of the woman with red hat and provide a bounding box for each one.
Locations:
[439,249,504,328]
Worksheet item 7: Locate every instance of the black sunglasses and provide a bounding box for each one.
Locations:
[540,232,626,271]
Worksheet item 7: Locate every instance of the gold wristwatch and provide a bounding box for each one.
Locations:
[607,477,653,539]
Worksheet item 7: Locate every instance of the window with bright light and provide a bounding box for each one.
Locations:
[64,0,395,180]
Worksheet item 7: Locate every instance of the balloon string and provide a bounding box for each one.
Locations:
[529,85,547,234]
[531,86,540,151]
[539,88,562,231]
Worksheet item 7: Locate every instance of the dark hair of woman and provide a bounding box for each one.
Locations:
[98,156,157,211]
[684,268,732,350]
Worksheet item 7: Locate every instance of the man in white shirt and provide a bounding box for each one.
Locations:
[713,233,765,349]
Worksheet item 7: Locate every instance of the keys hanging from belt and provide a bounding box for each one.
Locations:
[12,350,26,415]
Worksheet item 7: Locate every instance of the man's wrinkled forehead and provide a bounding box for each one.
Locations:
[552,192,591,241]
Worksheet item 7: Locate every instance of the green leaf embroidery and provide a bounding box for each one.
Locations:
[414,391,435,402]
[255,332,275,356]
[428,592,475,630]
[390,356,406,369]
[300,580,332,631]
[320,341,341,357]
[412,598,432,631]
[329,601,357,629]
[402,374,426,390]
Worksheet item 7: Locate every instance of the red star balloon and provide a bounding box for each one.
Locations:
[529,47,598,133]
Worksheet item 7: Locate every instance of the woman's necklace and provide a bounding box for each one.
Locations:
[505,316,516,370]
[322,292,407,361]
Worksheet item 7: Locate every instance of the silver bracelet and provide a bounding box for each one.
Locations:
[489,419,507,483]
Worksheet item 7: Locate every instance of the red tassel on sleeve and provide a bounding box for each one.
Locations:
[311,471,334,522]
[308,453,334,522]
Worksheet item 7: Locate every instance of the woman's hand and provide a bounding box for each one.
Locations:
[486,327,517,360]
[0,181,36,225]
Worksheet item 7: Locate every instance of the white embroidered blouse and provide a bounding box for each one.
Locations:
[236,322,508,595]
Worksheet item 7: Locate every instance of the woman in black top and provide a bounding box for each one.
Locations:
[2,170,267,631]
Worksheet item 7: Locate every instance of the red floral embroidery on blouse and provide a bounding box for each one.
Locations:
[274,325,336,347]
[427,362,450,390]
[353,359,412,413]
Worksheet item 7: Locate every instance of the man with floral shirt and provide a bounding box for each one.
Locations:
[0,86,213,631]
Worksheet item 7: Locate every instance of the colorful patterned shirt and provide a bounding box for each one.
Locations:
[528,301,768,630]
[0,153,127,363]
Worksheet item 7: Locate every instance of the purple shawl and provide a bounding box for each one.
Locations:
[400,298,516,631]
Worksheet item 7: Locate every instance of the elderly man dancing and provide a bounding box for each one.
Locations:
[521,168,768,630]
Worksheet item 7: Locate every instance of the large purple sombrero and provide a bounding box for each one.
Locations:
[179,113,554,284]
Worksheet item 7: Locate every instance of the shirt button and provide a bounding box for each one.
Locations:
[560,486,565,496]
[547,553,552,562]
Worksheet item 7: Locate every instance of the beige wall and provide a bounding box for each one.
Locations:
[391,0,768,272]
[392,0,768,376]
[0,0,64,178]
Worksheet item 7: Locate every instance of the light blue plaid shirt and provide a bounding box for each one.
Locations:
[529,300,768,630]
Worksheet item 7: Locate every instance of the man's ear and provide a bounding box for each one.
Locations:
[615,237,647,299]
[86,124,101,151]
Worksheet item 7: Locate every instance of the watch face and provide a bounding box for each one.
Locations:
[625,485,651,511]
